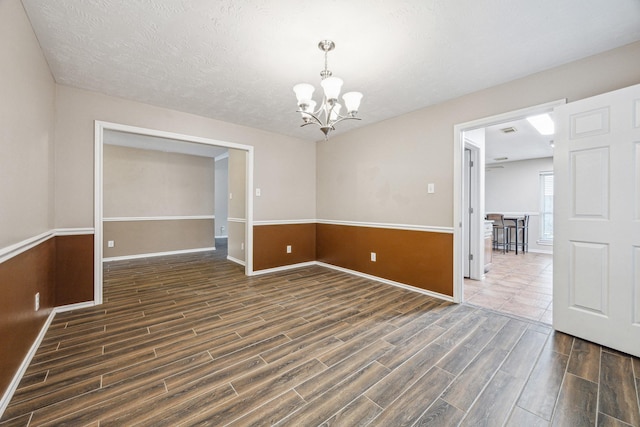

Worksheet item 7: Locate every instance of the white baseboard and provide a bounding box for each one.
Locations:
[226,255,246,266]
[251,260,455,303]
[0,310,56,418]
[104,247,216,262]
[54,301,96,313]
[316,262,454,303]
[251,261,317,276]
[527,248,553,255]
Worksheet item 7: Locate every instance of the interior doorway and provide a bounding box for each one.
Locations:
[453,100,564,322]
[93,121,255,305]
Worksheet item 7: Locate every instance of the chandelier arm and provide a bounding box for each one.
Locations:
[328,116,362,127]
[296,109,323,127]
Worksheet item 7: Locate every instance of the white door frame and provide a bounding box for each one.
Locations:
[93,121,255,305]
[452,99,565,303]
[464,140,482,280]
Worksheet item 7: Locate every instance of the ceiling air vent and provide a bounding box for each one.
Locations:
[500,126,517,134]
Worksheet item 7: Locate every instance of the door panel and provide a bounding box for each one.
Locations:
[554,83,640,357]
[570,148,609,218]
[569,241,608,314]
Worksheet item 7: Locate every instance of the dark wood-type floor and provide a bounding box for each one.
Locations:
[2,248,640,426]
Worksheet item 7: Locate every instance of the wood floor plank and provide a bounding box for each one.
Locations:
[500,329,549,379]
[101,383,237,426]
[225,390,307,427]
[568,338,601,383]
[440,344,508,411]
[295,339,395,402]
[367,366,454,427]
[366,342,449,409]
[551,373,598,426]
[597,412,636,427]
[107,350,214,389]
[460,370,524,426]
[30,381,168,426]
[319,395,382,427]
[506,406,551,427]
[186,359,327,426]
[517,347,569,421]
[277,361,391,427]
[413,398,465,427]
[599,351,640,426]
[102,331,239,386]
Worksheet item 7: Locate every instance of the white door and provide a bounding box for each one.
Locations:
[553,83,640,357]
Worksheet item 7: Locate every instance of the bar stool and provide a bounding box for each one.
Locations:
[486,213,509,253]
[507,215,529,254]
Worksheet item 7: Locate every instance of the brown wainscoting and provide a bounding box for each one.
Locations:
[55,234,94,306]
[253,223,316,271]
[0,238,55,399]
[316,223,453,296]
[103,219,215,258]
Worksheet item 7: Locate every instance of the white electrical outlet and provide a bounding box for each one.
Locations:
[256,188,261,197]
[107,240,115,248]
[229,192,233,199]
[428,183,435,193]
[286,245,292,253]
[241,242,244,251]
[35,292,40,311]
[371,252,377,262]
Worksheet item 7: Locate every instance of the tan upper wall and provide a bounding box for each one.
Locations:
[53,85,316,228]
[0,0,55,248]
[317,41,640,227]
[103,144,215,217]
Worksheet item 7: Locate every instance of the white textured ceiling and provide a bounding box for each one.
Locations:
[21,0,640,141]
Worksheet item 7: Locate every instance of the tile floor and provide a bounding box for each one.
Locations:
[464,250,553,324]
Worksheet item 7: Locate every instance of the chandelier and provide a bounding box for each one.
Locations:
[293,40,363,139]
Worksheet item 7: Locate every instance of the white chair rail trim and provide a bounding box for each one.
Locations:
[227,217,247,223]
[249,219,454,233]
[103,215,214,222]
[316,219,454,234]
[0,228,95,264]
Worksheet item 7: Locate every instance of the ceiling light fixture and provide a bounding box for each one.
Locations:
[527,113,555,135]
[293,40,363,139]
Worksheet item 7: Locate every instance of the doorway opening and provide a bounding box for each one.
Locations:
[94,121,255,305]
[453,100,564,322]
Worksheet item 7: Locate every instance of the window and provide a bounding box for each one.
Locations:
[539,172,553,242]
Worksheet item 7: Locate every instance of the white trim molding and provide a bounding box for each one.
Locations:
[0,231,53,264]
[55,228,95,236]
[250,260,454,301]
[227,217,247,223]
[253,219,316,226]
[317,219,454,234]
[251,261,317,275]
[227,255,246,266]
[103,247,216,262]
[215,152,229,162]
[0,228,95,265]
[316,262,454,302]
[0,310,56,417]
[103,215,214,222]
